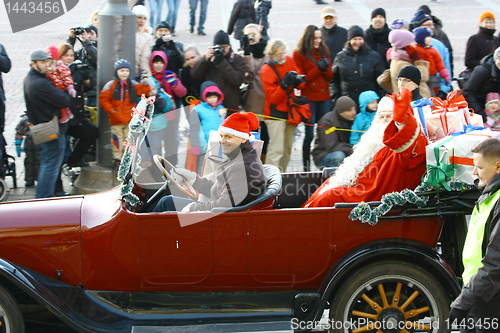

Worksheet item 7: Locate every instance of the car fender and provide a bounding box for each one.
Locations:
[0,258,132,333]
[307,239,461,324]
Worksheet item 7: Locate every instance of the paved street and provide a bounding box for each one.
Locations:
[2,0,500,201]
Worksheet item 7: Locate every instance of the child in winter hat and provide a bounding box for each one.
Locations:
[412,27,450,96]
[350,91,379,145]
[485,92,500,129]
[44,45,76,123]
[99,59,150,161]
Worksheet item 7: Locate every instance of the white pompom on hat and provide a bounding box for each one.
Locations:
[219,112,260,140]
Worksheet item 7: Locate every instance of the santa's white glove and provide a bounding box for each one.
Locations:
[181,202,195,212]
[174,168,197,185]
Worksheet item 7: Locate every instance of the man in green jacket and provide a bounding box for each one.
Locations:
[449,138,500,330]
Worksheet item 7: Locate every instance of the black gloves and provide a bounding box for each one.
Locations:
[281,71,297,90]
[242,35,250,55]
[449,308,469,327]
[317,58,329,72]
[166,40,177,50]
[212,52,224,66]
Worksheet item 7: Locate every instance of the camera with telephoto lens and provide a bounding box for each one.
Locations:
[72,26,86,35]
[69,60,91,80]
[213,45,224,57]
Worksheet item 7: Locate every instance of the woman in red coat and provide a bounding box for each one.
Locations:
[293,25,334,171]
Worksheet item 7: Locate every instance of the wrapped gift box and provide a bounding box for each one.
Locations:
[425,129,500,187]
[469,113,484,127]
[425,91,471,141]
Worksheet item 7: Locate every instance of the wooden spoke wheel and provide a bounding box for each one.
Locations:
[329,261,449,333]
[153,154,199,201]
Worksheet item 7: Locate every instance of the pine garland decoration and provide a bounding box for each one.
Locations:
[118,95,156,206]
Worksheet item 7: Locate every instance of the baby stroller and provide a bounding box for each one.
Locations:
[0,144,17,202]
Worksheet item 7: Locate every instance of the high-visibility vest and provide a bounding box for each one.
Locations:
[462,189,500,285]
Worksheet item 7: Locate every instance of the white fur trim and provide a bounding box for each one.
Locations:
[393,120,420,153]
[218,126,250,139]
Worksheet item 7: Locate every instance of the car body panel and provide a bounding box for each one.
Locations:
[0,196,83,285]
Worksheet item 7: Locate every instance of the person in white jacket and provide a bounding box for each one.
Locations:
[132,5,153,79]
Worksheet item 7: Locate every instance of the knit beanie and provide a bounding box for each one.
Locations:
[486,92,500,106]
[495,46,500,61]
[156,21,172,32]
[132,5,148,18]
[336,96,356,113]
[389,30,414,48]
[219,112,260,139]
[86,25,98,37]
[347,25,365,40]
[44,45,59,60]
[398,65,421,85]
[413,27,432,46]
[411,9,432,27]
[391,19,409,30]
[480,11,495,23]
[114,59,131,78]
[418,5,431,16]
[213,30,230,45]
[371,8,386,19]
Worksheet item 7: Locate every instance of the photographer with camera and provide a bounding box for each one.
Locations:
[68,25,98,106]
[260,39,306,172]
[191,30,246,117]
[293,25,334,171]
[152,21,184,75]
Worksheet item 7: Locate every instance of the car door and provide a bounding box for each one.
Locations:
[137,212,214,287]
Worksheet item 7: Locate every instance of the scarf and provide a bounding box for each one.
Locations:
[391,48,412,62]
[112,79,138,104]
[249,39,267,59]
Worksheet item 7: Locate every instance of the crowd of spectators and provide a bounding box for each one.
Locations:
[2,1,500,199]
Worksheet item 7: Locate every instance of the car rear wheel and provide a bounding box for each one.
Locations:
[0,285,25,332]
[329,261,449,333]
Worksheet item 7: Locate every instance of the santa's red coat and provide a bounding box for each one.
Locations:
[303,114,428,208]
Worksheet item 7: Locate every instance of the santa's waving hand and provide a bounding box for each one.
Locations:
[303,87,429,208]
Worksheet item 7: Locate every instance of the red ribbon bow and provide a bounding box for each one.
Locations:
[131,106,149,121]
[430,91,470,135]
[122,141,136,154]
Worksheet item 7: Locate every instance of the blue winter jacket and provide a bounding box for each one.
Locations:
[350,90,379,145]
[431,38,452,94]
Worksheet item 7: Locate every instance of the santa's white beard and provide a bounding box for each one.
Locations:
[327,120,388,188]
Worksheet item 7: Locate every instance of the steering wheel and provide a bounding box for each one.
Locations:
[153,154,199,201]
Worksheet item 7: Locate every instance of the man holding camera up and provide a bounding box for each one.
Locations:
[152,21,184,75]
[191,30,246,116]
[260,39,305,172]
[68,26,98,106]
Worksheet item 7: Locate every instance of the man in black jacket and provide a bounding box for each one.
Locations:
[320,7,347,63]
[449,138,500,330]
[191,30,246,116]
[0,43,11,180]
[463,48,500,121]
[364,8,391,69]
[23,50,71,199]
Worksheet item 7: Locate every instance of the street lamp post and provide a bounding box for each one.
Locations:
[73,0,136,193]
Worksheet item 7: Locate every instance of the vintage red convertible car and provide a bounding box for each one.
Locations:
[0,155,478,332]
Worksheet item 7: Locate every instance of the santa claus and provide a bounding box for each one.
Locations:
[303,87,429,208]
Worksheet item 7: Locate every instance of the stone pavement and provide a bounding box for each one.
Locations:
[1,0,500,202]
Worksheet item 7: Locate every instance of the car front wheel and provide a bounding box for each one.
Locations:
[0,284,25,332]
[329,261,450,333]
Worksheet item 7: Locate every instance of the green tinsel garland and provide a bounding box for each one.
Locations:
[118,96,155,206]
[349,180,474,226]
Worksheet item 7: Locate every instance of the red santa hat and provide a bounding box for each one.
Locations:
[219,112,260,140]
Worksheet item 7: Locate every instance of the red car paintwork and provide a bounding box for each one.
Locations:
[0,187,442,293]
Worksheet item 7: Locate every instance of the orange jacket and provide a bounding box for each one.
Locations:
[415,45,446,76]
[99,79,150,126]
[292,48,333,102]
[260,56,304,120]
